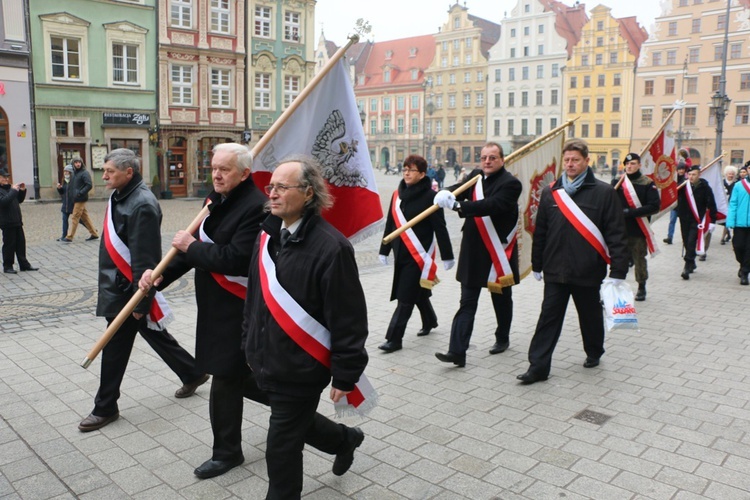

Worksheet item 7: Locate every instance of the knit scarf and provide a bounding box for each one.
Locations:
[562,168,588,195]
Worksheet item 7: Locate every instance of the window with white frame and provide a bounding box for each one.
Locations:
[741,73,750,90]
[476,92,484,107]
[477,70,483,82]
[551,64,559,77]
[411,95,419,109]
[686,76,698,93]
[254,73,271,109]
[51,36,81,80]
[448,94,456,108]
[411,117,419,134]
[463,93,471,107]
[284,75,300,108]
[537,65,543,79]
[397,96,405,110]
[684,107,697,125]
[112,43,138,84]
[463,119,470,134]
[211,68,230,107]
[550,89,558,105]
[255,6,271,37]
[171,0,192,28]
[171,64,193,104]
[448,119,455,134]
[397,118,404,134]
[435,120,442,134]
[476,118,483,134]
[736,105,749,125]
[211,0,230,34]
[383,97,391,111]
[284,11,300,42]
[507,119,514,136]
[464,72,471,83]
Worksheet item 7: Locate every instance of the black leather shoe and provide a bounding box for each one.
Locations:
[583,357,600,368]
[20,266,39,271]
[698,254,706,262]
[663,238,672,244]
[78,412,119,432]
[435,352,466,367]
[489,341,509,354]
[634,283,646,302]
[175,374,209,398]
[516,371,548,384]
[417,323,438,336]
[378,341,402,353]
[86,235,99,241]
[3,268,16,274]
[741,274,749,286]
[194,456,244,479]
[333,427,364,476]
[681,267,690,280]
[688,262,697,273]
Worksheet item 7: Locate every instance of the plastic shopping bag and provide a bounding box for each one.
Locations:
[601,279,639,332]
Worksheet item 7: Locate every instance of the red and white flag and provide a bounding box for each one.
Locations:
[251,59,383,242]
[640,119,678,216]
[699,161,728,222]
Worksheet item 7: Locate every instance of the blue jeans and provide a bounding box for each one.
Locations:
[667,209,678,239]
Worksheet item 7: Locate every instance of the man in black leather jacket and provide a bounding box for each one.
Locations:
[78,148,205,432]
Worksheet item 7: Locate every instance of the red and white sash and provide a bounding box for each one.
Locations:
[103,196,174,330]
[258,231,377,417]
[741,178,750,195]
[621,176,660,256]
[473,178,516,292]
[684,182,710,256]
[391,192,438,289]
[552,189,611,264]
[198,218,248,299]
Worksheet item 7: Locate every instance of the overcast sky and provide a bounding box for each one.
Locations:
[315,0,664,45]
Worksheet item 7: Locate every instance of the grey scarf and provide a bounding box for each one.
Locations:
[562,168,588,196]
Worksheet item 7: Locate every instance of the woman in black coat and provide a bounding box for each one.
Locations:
[377,155,454,352]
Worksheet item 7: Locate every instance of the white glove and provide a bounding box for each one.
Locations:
[378,254,388,266]
[708,223,716,233]
[434,190,456,209]
[443,259,455,271]
[533,271,542,281]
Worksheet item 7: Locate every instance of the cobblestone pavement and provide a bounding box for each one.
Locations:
[2,169,750,499]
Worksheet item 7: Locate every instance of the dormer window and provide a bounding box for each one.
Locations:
[411,69,418,80]
[358,74,365,85]
[409,47,417,57]
[453,16,460,29]
[385,50,393,60]
[384,69,391,82]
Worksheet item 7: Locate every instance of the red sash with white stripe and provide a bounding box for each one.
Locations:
[198,218,248,299]
[103,196,174,330]
[391,192,438,289]
[741,178,750,195]
[685,182,710,256]
[552,188,611,264]
[473,178,516,293]
[258,231,376,417]
[621,176,660,256]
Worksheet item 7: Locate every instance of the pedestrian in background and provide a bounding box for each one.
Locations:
[0,167,38,274]
[56,164,75,241]
[377,154,454,353]
[664,162,688,245]
[62,157,99,243]
[726,167,750,285]
[721,165,738,245]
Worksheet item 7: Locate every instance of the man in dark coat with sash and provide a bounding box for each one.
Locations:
[517,139,628,384]
[433,142,523,367]
[677,165,718,279]
[140,143,267,479]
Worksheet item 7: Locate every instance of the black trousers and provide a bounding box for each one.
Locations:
[265,393,346,500]
[527,282,604,376]
[448,284,512,355]
[680,219,699,264]
[1,226,30,270]
[385,293,437,343]
[732,227,750,273]
[93,315,203,416]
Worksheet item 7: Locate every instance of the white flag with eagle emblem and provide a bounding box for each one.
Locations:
[251,59,384,242]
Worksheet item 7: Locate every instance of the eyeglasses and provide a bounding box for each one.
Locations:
[402,168,421,174]
[264,184,306,195]
[480,155,501,162]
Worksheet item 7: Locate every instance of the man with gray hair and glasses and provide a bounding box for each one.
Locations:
[78,148,205,432]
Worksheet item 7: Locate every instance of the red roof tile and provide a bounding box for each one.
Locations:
[616,16,648,61]
[540,0,589,58]
[358,35,436,89]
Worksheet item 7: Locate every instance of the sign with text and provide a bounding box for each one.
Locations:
[102,112,151,127]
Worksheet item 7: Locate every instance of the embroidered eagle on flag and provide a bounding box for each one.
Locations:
[312,109,367,188]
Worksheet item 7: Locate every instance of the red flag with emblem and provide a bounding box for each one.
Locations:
[640,120,678,216]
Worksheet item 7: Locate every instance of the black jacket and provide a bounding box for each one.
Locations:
[0,184,25,229]
[532,168,629,286]
[69,161,93,203]
[448,167,522,288]
[96,174,160,317]
[57,182,75,214]
[159,177,267,376]
[612,171,660,238]
[243,212,369,399]
[379,177,453,302]
[677,178,718,224]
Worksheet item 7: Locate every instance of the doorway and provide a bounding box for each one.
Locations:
[57,143,86,183]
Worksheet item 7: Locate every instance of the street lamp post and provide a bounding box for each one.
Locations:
[713,0,732,161]
[422,78,434,163]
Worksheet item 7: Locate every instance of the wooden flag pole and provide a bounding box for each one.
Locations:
[615,107,680,191]
[382,118,577,245]
[81,35,364,369]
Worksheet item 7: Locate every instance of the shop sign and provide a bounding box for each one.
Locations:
[102,112,151,127]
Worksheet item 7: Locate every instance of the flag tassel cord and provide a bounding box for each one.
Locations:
[382,117,579,245]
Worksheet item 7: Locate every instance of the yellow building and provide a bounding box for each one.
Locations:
[565,5,647,171]
[425,3,499,168]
